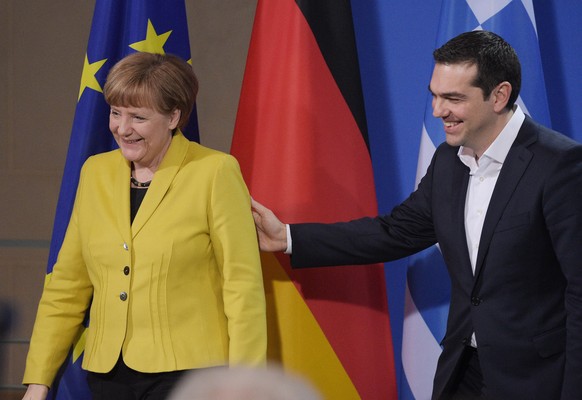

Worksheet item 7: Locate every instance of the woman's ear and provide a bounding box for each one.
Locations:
[169,109,181,130]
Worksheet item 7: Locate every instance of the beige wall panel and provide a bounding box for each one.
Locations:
[0,248,47,337]
[10,2,93,172]
[0,173,61,239]
[0,1,14,171]
[1,343,29,388]
[1,248,47,388]
[188,1,257,153]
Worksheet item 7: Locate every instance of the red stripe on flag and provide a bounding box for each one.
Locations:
[232,0,397,398]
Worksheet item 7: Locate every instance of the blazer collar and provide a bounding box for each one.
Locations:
[113,131,190,240]
[132,131,190,238]
[474,116,538,278]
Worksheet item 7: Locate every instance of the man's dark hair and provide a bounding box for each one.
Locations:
[433,30,521,111]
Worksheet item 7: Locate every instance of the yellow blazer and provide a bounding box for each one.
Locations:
[24,132,266,386]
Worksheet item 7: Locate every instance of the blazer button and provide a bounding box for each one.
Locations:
[471,296,482,306]
[120,292,128,301]
[123,266,130,275]
[123,243,129,251]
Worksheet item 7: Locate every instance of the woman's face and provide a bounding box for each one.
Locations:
[109,105,180,170]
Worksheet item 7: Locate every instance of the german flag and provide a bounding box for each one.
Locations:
[231,1,397,398]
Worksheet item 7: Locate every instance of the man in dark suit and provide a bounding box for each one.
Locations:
[251,31,582,399]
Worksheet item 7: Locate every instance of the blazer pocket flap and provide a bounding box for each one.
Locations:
[495,211,530,233]
[532,327,565,358]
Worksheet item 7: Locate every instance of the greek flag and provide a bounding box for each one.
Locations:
[402,1,550,399]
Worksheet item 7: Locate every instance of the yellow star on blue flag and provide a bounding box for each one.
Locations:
[78,54,107,100]
[129,19,172,54]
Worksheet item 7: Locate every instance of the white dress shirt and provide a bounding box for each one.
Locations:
[459,105,525,346]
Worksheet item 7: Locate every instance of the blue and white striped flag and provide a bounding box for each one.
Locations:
[401,1,550,399]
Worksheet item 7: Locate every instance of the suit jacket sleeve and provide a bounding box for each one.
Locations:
[542,144,582,399]
[290,149,442,268]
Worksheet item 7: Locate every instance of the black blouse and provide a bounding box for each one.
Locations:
[130,187,148,224]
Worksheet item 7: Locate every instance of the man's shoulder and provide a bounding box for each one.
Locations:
[522,116,581,151]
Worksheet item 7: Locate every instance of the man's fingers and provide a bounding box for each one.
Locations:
[251,197,265,213]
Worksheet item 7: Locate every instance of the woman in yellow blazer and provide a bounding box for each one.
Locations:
[22,52,266,400]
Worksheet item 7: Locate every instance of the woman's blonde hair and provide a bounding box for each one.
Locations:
[104,52,198,130]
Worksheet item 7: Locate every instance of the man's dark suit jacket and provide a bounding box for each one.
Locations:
[290,116,582,399]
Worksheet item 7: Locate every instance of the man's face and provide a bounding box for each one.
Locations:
[429,62,500,157]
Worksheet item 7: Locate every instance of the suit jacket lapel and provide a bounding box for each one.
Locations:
[451,155,474,280]
[474,119,537,278]
[131,132,189,239]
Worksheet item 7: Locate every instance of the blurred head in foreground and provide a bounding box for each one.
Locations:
[168,365,322,400]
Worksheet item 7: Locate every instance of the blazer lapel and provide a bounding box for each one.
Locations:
[474,121,537,278]
[115,155,133,246]
[131,132,189,238]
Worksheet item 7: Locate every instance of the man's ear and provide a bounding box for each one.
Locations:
[492,81,512,112]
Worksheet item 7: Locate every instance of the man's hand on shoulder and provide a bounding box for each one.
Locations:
[251,199,288,252]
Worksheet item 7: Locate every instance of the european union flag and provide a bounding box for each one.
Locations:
[46,1,197,398]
